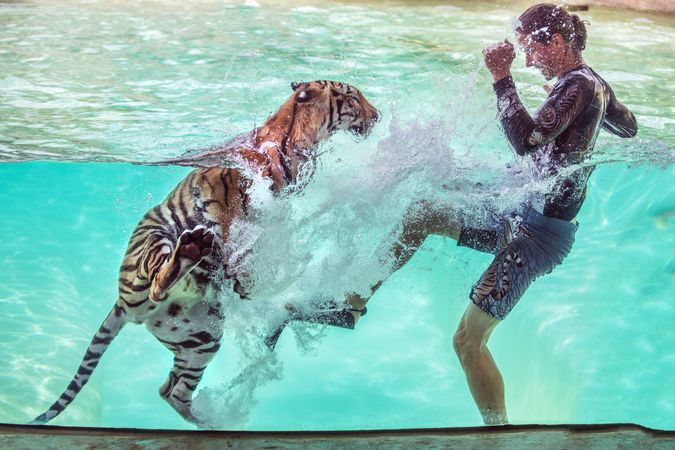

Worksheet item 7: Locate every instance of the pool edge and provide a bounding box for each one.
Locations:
[2,422,673,449]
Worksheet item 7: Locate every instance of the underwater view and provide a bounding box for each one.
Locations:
[1,0,673,432]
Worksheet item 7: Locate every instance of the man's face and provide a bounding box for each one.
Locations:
[517,31,562,80]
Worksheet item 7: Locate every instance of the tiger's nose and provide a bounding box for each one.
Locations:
[364,108,380,132]
[370,109,380,123]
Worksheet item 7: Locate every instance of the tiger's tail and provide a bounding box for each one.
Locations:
[30,303,127,425]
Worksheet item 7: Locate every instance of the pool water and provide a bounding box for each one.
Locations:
[1,0,674,431]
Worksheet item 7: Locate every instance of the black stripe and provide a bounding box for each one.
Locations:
[121,278,150,293]
[84,349,102,361]
[113,304,125,318]
[197,343,221,354]
[327,97,335,131]
[154,207,179,238]
[160,372,177,396]
[146,251,164,276]
[167,198,185,232]
[202,199,223,208]
[177,340,204,349]
[77,366,93,376]
[178,372,202,381]
[189,331,215,343]
[174,365,208,372]
[92,335,113,345]
[119,286,133,296]
[133,224,171,235]
[177,192,194,229]
[157,334,214,350]
[51,403,65,413]
[125,237,147,256]
[131,281,151,292]
[143,210,168,228]
[123,297,149,308]
[202,174,217,192]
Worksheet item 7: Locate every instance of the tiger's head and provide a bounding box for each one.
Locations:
[290,80,380,138]
[256,80,379,186]
[151,81,378,181]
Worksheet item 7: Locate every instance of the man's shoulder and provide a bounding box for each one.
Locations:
[563,65,603,87]
[553,67,598,98]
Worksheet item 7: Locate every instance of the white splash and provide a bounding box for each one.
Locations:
[187,77,568,427]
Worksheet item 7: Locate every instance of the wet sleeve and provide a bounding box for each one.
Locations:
[493,75,591,156]
[602,86,638,138]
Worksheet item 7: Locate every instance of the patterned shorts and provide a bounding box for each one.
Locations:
[458,206,577,320]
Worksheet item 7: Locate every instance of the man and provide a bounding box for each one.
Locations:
[268,3,638,425]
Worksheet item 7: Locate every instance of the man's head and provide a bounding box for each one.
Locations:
[515,3,587,80]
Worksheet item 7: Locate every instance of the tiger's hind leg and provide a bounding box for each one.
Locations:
[150,226,215,301]
[158,334,222,425]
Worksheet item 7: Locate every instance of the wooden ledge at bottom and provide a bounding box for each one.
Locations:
[1,422,673,449]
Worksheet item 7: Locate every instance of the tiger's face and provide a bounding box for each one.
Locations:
[290,80,380,138]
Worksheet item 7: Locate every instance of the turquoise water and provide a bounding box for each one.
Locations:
[1,0,674,431]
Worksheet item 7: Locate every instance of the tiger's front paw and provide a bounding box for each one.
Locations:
[177,226,215,263]
[149,226,215,302]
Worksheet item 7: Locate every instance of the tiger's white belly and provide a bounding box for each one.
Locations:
[144,276,223,344]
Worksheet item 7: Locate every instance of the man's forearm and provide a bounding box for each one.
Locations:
[493,76,537,156]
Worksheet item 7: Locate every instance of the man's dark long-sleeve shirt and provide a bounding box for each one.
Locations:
[493,64,637,221]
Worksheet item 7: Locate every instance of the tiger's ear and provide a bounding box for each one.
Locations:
[291,81,306,91]
[295,87,321,103]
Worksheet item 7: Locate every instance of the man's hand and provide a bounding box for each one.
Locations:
[483,39,515,82]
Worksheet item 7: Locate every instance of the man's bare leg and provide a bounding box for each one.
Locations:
[348,201,462,325]
[265,202,461,350]
[452,303,507,425]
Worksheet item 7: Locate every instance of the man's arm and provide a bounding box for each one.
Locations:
[482,40,591,156]
[493,75,592,156]
[602,86,638,138]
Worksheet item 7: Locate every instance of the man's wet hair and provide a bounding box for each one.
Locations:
[516,3,588,52]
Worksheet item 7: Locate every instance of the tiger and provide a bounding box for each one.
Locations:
[32,80,379,426]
